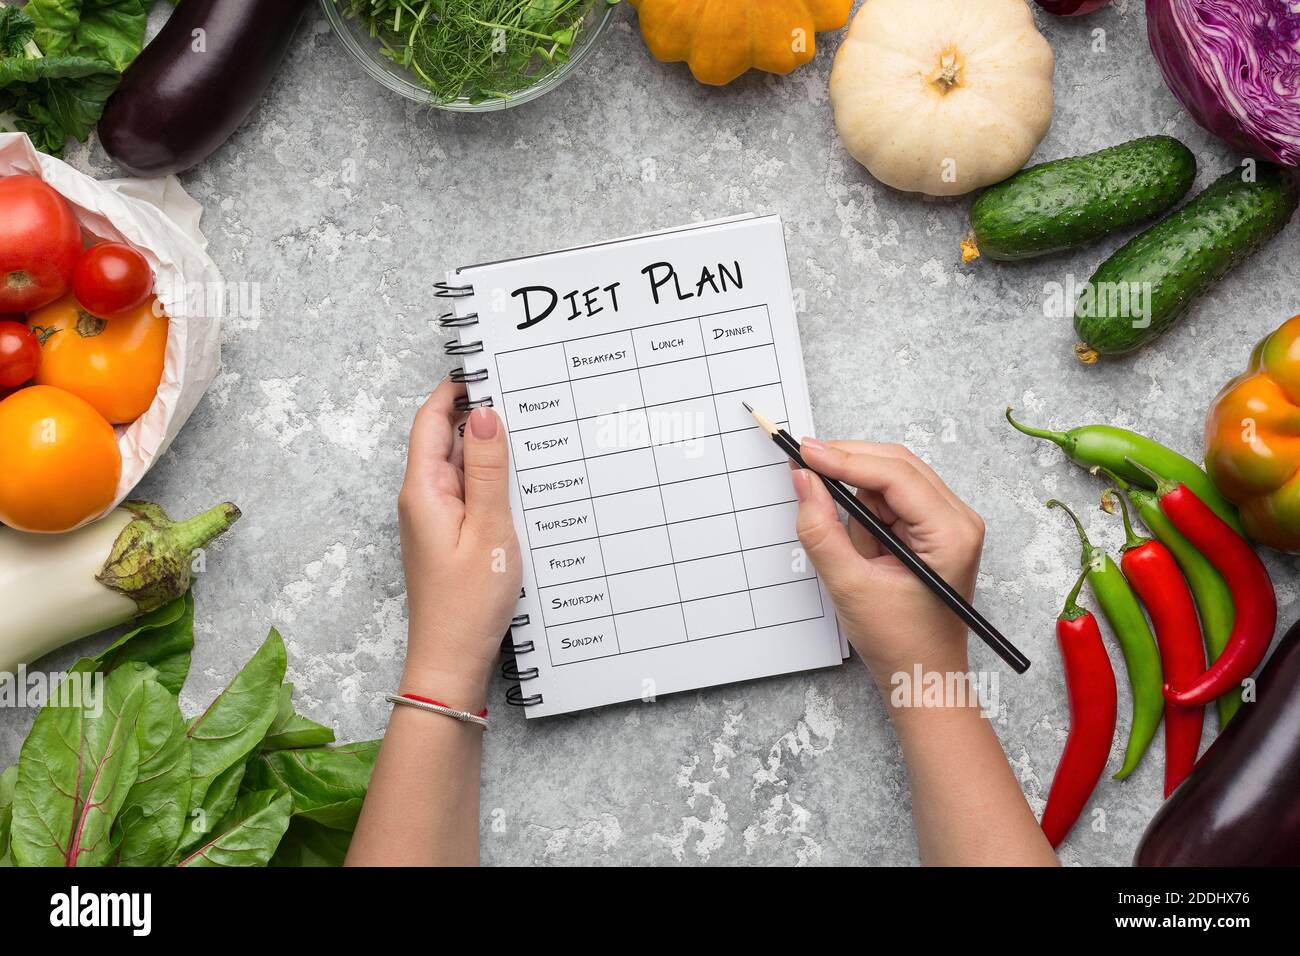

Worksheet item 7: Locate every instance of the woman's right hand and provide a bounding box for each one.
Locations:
[791,439,986,692]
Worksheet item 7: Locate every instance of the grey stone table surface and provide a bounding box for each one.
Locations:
[2,1,1297,866]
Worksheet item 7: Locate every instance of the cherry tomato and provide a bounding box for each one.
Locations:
[72,242,153,316]
[0,176,83,312]
[0,385,121,533]
[29,295,168,425]
[0,321,42,388]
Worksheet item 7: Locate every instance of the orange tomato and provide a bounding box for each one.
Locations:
[0,385,121,533]
[29,294,167,424]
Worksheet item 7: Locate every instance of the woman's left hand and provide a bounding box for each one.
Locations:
[396,378,522,712]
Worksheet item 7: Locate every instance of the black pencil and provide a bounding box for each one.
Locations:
[744,402,1030,674]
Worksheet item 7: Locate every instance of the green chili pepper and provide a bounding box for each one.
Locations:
[1008,408,1243,535]
[1048,499,1164,779]
[1098,470,1240,728]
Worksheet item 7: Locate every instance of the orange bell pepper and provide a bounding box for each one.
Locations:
[1205,314,1300,552]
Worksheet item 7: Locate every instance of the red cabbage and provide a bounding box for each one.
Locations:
[1147,0,1300,166]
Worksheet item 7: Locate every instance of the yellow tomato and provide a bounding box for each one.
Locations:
[29,294,168,425]
[0,385,121,533]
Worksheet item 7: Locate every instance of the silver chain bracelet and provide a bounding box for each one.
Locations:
[386,694,489,730]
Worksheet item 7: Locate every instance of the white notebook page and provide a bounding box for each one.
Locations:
[450,216,844,717]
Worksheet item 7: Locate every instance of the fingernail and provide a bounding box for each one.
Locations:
[800,436,824,452]
[791,468,809,500]
[469,407,499,439]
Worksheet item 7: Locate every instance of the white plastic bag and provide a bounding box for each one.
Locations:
[0,133,222,528]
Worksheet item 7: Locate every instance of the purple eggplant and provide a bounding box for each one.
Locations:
[98,0,310,176]
[1135,617,1300,866]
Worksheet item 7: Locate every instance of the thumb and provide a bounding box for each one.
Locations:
[792,468,863,597]
[462,407,511,539]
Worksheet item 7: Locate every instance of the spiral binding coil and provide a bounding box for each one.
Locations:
[507,686,544,707]
[455,395,494,412]
[434,281,474,298]
[502,659,539,682]
[443,308,491,410]
[502,611,542,705]
[446,284,543,709]
[445,339,484,356]
[449,367,489,385]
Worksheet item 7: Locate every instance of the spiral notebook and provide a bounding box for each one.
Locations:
[439,215,846,718]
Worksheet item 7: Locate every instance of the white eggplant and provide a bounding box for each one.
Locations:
[0,501,239,676]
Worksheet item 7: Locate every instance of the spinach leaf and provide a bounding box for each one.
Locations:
[242,740,379,830]
[2,68,117,153]
[112,680,190,867]
[87,590,195,695]
[26,0,147,71]
[174,758,244,857]
[9,663,152,867]
[185,628,285,809]
[0,0,147,155]
[0,765,16,866]
[270,817,354,867]
[174,790,292,868]
[259,683,335,751]
[0,6,36,55]
[0,52,116,84]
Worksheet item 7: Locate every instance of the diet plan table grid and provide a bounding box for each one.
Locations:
[447,215,845,716]
[500,303,821,666]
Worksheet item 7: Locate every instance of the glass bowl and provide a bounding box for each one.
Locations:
[321,0,617,112]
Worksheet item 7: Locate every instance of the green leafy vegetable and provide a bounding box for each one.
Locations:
[175,789,292,868]
[0,6,36,55]
[0,764,16,867]
[112,680,190,866]
[270,817,353,867]
[86,589,194,696]
[260,682,336,751]
[10,662,152,867]
[185,628,286,809]
[0,0,148,155]
[27,0,147,70]
[334,0,613,105]
[4,595,378,867]
[174,759,244,857]
[243,740,380,832]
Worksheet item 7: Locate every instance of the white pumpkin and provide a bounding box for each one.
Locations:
[830,0,1055,197]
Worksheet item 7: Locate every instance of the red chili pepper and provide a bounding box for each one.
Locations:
[1128,459,1276,708]
[1041,568,1118,848]
[1104,487,1205,797]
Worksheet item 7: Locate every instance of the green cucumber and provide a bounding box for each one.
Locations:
[1074,163,1299,361]
[965,136,1196,262]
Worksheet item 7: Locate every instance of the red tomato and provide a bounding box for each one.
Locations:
[72,242,153,316]
[0,321,41,388]
[0,176,83,312]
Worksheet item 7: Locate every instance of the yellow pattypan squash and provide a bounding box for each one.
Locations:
[629,0,855,86]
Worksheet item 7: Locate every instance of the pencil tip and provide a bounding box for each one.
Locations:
[745,403,778,436]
